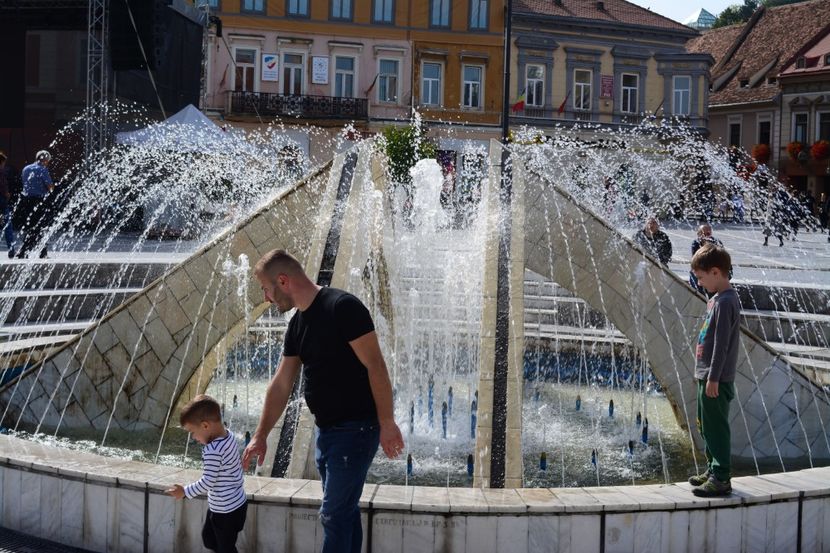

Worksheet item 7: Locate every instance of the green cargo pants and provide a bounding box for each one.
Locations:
[696,379,735,482]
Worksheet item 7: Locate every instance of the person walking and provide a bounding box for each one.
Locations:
[0,152,17,258]
[17,150,54,258]
[167,395,247,553]
[633,216,673,266]
[242,249,404,553]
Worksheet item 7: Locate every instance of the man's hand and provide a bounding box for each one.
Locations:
[165,484,185,500]
[705,380,719,398]
[379,421,405,459]
[241,432,268,470]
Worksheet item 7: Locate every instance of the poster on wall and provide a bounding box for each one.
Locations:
[262,54,279,81]
[312,56,329,84]
[600,75,614,98]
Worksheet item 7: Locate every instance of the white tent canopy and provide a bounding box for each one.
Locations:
[115,104,231,151]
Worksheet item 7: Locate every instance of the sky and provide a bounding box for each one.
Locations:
[627,0,738,23]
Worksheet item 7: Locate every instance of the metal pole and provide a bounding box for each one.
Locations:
[501,0,513,142]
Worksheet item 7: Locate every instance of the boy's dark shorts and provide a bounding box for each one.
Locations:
[202,501,247,553]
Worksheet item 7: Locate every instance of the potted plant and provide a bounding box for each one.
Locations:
[811,139,830,160]
[751,143,770,165]
[787,141,804,161]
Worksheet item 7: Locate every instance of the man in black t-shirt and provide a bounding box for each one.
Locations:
[242,249,404,553]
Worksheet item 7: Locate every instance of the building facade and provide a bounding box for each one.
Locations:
[509,0,712,134]
[202,0,505,161]
[778,28,830,200]
[687,0,830,201]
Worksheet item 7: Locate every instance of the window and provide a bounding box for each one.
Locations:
[621,73,638,114]
[826,54,830,66]
[820,112,830,141]
[526,65,544,107]
[758,119,771,146]
[378,59,399,103]
[334,56,355,98]
[796,57,806,69]
[373,0,394,23]
[469,0,488,30]
[462,65,482,109]
[282,52,304,95]
[430,0,450,27]
[729,122,741,147]
[573,69,592,111]
[287,0,309,16]
[739,79,749,88]
[422,62,442,106]
[234,48,257,92]
[242,0,263,12]
[793,113,808,143]
[331,0,352,20]
[672,75,691,116]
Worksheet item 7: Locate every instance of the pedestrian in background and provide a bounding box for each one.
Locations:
[17,150,54,259]
[0,152,17,258]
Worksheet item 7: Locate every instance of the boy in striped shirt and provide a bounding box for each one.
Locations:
[167,395,248,553]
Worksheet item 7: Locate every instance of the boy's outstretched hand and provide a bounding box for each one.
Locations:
[705,380,719,398]
[166,484,185,500]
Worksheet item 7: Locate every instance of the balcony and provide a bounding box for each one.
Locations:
[228,91,369,120]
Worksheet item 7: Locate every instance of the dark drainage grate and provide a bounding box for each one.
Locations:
[0,528,97,553]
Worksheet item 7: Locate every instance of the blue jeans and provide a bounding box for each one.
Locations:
[315,419,380,553]
[0,198,15,251]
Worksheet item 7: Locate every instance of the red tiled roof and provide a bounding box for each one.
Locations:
[514,0,694,33]
[780,25,830,76]
[687,0,830,106]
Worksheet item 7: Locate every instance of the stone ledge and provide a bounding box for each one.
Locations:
[2,435,828,514]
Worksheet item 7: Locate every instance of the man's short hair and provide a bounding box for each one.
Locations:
[254,249,304,278]
[35,150,51,162]
[691,243,731,275]
[179,394,221,426]
[0,151,6,164]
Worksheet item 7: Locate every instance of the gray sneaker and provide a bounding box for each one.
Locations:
[687,470,711,487]
[692,475,732,497]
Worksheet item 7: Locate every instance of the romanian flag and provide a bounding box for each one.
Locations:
[511,89,526,112]
[557,90,571,115]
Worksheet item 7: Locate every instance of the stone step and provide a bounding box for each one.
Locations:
[0,261,172,292]
[0,288,142,325]
[741,310,830,349]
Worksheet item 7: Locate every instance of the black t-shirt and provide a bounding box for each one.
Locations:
[283,287,377,428]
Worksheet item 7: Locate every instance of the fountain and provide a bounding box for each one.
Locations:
[0,112,829,551]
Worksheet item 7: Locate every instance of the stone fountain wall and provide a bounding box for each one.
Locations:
[517,154,830,463]
[0,158,343,433]
[3,434,830,553]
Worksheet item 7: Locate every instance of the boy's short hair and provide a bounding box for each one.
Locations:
[179,394,222,426]
[691,243,732,275]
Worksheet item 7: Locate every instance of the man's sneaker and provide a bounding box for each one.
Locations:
[687,470,711,487]
[6,248,13,259]
[692,475,732,497]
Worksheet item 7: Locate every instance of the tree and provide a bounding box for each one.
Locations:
[713,0,810,28]
[713,0,758,28]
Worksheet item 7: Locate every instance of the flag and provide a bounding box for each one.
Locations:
[511,88,526,112]
[557,90,571,115]
[365,72,380,96]
[218,64,228,88]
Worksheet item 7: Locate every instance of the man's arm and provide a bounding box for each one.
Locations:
[241,355,302,469]
[349,331,405,459]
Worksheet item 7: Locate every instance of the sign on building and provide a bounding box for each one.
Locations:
[262,54,278,81]
[312,56,329,84]
[601,75,614,99]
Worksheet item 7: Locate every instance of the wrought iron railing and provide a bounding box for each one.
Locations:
[229,91,369,119]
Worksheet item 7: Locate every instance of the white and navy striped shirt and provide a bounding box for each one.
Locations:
[184,431,246,513]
